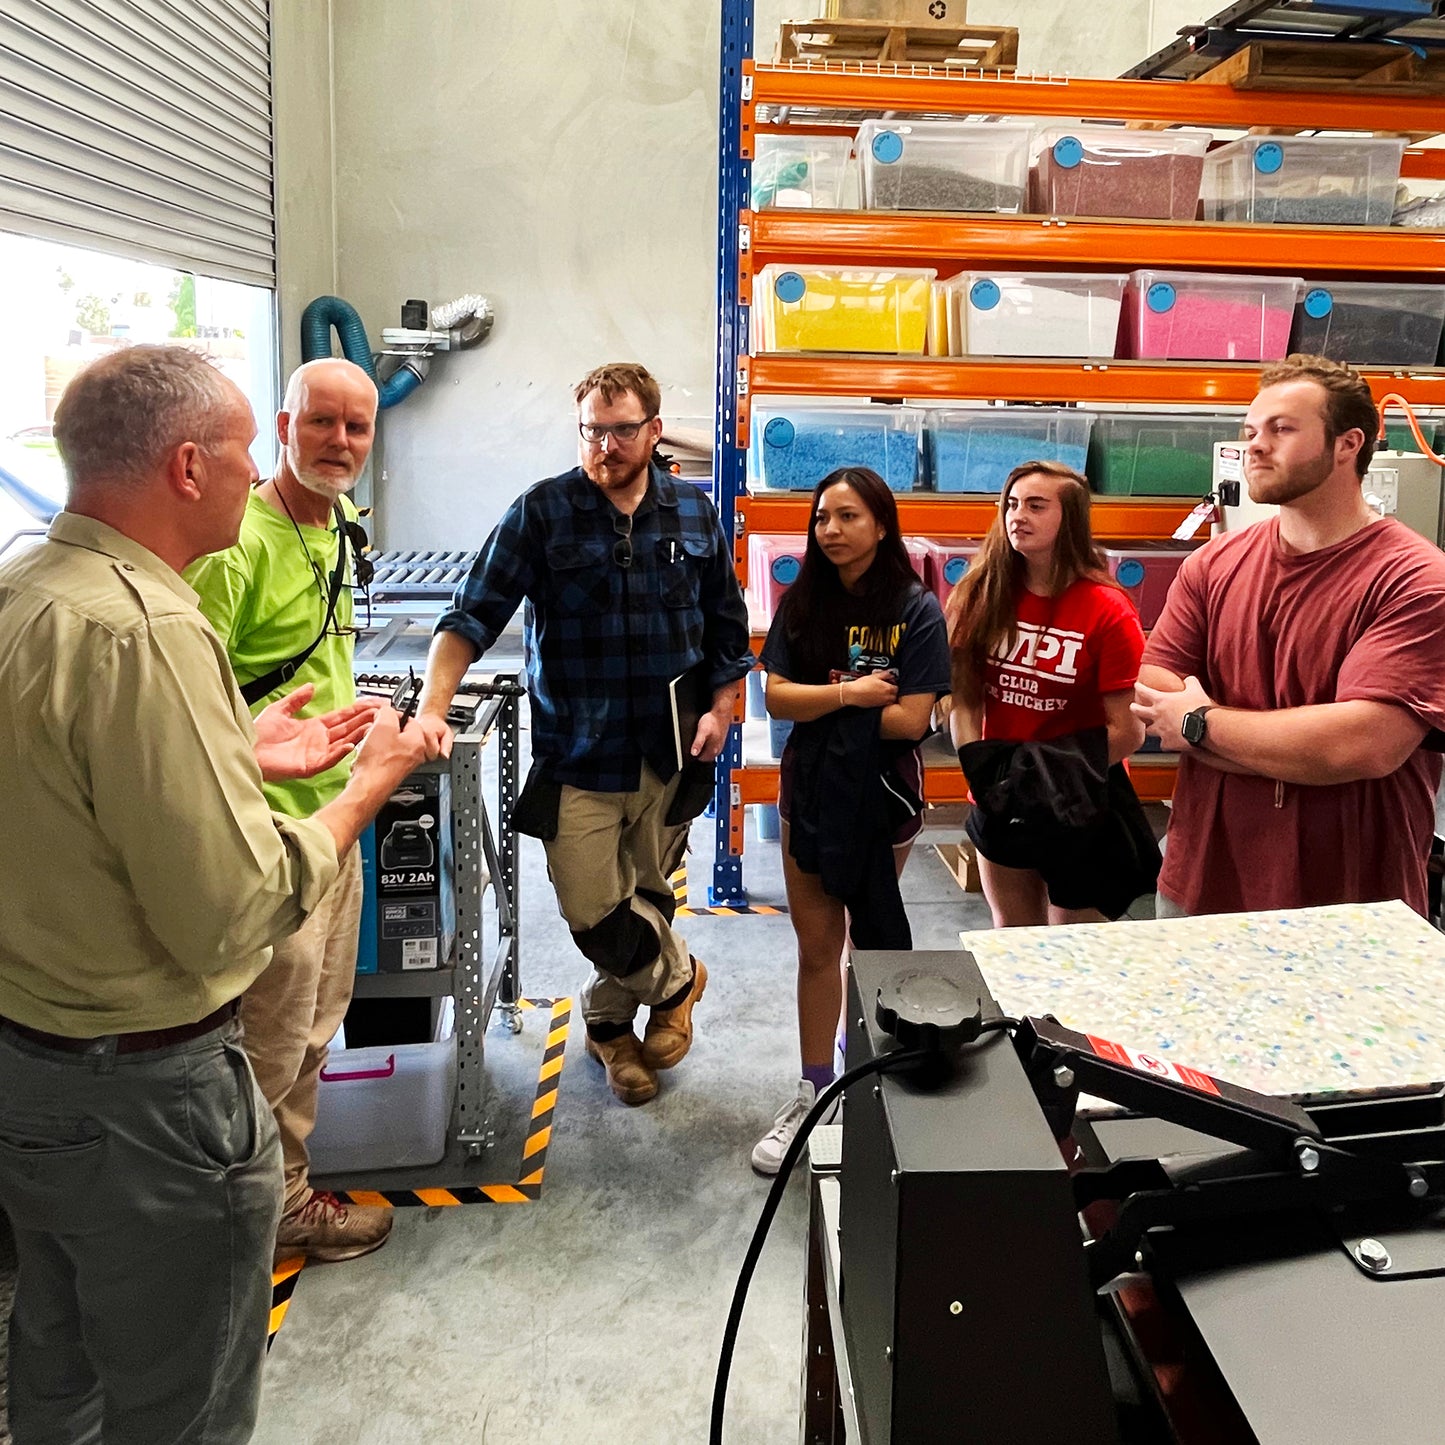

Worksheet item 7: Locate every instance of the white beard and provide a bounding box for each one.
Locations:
[292,465,353,502]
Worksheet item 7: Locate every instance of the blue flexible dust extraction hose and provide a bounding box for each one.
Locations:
[300,296,424,409]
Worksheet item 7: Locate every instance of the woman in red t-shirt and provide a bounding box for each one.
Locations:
[947,461,1151,926]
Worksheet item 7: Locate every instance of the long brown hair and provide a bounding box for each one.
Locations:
[946,460,1111,707]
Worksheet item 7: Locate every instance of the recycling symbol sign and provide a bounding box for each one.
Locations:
[928,0,947,16]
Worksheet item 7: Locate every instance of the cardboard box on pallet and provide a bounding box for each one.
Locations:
[372,771,455,972]
[825,0,965,22]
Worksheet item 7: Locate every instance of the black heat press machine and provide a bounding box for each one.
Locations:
[837,949,1445,1444]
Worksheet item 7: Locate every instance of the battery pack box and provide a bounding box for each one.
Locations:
[372,771,454,972]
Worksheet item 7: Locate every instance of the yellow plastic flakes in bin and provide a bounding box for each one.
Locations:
[757,265,936,355]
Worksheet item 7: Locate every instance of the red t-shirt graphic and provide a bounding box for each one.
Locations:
[982,579,1144,744]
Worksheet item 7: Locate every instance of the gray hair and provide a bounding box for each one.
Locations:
[54,345,242,490]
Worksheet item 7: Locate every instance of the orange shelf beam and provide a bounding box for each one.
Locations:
[736,760,1177,805]
[743,62,1445,140]
[743,209,1445,278]
[737,356,1445,440]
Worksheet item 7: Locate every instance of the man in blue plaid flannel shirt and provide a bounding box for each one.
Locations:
[420,363,752,1105]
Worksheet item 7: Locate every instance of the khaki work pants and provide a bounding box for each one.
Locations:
[544,763,694,1027]
[240,844,363,1213]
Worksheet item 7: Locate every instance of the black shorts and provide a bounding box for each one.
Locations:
[778,743,925,848]
[965,771,1159,920]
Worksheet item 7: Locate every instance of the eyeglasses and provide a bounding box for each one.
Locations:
[579,417,654,445]
[611,510,632,569]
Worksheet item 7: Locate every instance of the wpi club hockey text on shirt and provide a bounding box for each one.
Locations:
[988,620,1084,714]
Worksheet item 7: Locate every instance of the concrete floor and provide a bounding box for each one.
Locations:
[251,804,997,1444]
[0,668,1156,1442]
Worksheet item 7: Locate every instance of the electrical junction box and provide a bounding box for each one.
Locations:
[1364,450,1444,547]
[1213,442,1443,546]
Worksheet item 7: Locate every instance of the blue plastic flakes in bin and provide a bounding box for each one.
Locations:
[751,406,922,492]
[923,408,1095,494]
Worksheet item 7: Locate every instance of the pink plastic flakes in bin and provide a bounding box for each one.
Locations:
[1122,270,1303,363]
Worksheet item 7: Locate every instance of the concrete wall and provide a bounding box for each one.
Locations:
[271,0,337,382]
[275,0,1212,548]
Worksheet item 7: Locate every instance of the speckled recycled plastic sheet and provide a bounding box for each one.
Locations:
[959,901,1445,1103]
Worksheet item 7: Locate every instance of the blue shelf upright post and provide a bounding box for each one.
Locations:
[710,0,753,906]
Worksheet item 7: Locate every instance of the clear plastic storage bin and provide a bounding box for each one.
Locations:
[923,408,1095,494]
[857,119,1032,213]
[1088,411,1244,497]
[1121,270,1302,362]
[1289,282,1445,367]
[919,537,982,606]
[751,133,853,210]
[1031,126,1210,220]
[1201,135,1405,226]
[750,405,923,492]
[755,265,936,354]
[309,999,456,1175]
[748,533,806,624]
[952,271,1127,358]
[1102,544,1199,630]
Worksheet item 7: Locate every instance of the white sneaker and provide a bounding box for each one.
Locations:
[751,1079,837,1176]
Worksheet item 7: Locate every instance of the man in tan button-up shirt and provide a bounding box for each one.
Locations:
[0,346,439,1445]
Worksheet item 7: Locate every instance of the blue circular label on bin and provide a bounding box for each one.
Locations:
[774,270,806,304]
[969,279,1001,312]
[944,557,971,584]
[1145,282,1177,314]
[1254,142,1284,175]
[871,129,904,165]
[1304,287,1334,319]
[1052,135,1084,169]
[1116,559,1147,588]
[763,416,795,447]
[771,555,801,585]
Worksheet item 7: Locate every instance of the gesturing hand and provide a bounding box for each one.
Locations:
[253,685,383,782]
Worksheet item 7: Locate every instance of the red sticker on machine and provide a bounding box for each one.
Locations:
[1085,1035,1221,1095]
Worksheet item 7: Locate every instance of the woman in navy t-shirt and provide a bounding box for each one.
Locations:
[752,467,950,1175]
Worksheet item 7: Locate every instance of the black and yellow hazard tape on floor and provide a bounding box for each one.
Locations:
[267,996,573,1345]
[671,864,786,917]
[267,1254,305,1350]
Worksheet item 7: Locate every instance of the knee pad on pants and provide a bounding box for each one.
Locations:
[573,900,662,979]
[637,884,677,926]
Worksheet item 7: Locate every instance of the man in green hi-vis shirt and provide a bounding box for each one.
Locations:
[189,358,451,1265]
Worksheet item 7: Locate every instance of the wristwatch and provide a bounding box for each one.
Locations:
[1180,705,1215,748]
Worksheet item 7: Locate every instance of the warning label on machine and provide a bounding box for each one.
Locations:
[1085,1034,1221,1096]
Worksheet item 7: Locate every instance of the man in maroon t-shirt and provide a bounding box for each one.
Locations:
[1133,355,1445,918]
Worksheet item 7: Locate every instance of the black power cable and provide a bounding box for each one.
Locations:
[709,1014,1019,1445]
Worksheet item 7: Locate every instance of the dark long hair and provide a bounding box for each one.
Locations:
[947,460,1112,707]
[776,467,921,682]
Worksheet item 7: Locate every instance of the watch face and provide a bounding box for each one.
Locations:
[1182,710,1206,745]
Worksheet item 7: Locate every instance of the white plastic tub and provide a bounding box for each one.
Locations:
[952,271,1127,358]
[309,998,456,1175]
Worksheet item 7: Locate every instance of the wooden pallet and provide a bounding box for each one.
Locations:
[1191,39,1445,96]
[776,18,1018,68]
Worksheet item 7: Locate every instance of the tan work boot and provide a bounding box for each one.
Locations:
[641,957,708,1071]
[584,1030,658,1105]
[274,1189,392,1264]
